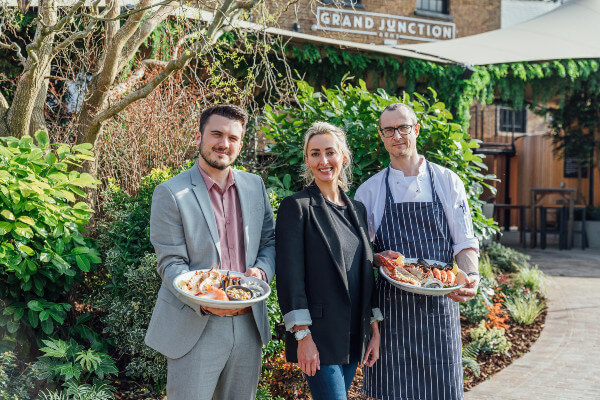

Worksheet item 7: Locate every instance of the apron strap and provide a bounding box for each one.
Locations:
[426,160,443,204]
[383,166,395,204]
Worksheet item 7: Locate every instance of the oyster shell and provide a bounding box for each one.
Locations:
[421,278,444,288]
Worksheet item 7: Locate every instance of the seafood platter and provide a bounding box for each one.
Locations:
[173,267,271,309]
[378,254,466,296]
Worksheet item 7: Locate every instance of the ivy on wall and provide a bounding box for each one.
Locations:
[285,43,600,130]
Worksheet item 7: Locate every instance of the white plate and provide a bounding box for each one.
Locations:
[173,269,271,309]
[379,258,467,296]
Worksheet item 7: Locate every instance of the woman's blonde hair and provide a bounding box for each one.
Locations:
[302,121,353,191]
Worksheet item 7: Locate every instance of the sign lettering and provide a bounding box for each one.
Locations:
[315,7,455,42]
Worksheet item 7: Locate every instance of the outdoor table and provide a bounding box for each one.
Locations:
[493,204,528,248]
[530,188,575,249]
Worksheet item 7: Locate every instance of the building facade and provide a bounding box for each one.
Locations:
[278,0,501,45]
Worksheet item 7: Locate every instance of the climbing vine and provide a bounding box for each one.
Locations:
[284,43,600,132]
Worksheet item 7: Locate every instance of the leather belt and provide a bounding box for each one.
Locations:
[222,307,252,317]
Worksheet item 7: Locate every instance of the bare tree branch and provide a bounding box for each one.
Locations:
[81,0,177,21]
[103,0,121,48]
[0,41,26,66]
[51,0,112,57]
[108,58,167,99]
[172,30,204,59]
[83,0,266,145]
[85,50,195,144]
[81,0,153,110]
[118,1,181,72]
[0,91,8,114]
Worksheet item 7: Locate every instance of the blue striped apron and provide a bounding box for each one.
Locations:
[363,162,463,400]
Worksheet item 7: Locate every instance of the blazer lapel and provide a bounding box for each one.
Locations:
[232,169,251,268]
[190,164,221,260]
[308,185,348,290]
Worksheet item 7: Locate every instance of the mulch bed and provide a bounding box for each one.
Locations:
[348,307,547,399]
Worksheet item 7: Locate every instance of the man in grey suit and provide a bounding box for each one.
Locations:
[145,104,276,400]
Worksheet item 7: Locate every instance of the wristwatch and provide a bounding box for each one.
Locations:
[294,328,311,341]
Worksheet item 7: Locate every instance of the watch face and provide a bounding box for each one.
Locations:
[295,329,309,340]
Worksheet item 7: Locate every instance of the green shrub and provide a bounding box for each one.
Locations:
[484,242,529,273]
[94,166,183,388]
[0,351,34,400]
[37,382,115,400]
[460,292,492,324]
[469,321,511,355]
[513,265,546,296]
[459,275,494,324]
[266,174,294,217]
[96,252,166,385]
[256,386,284,400]
[478,254,495,280]
[96,165,190,293]
[33,338,117,386]
[461,355,481,377]
[0,132,100,343]
[262,79,498,239]
[504,296,545,325]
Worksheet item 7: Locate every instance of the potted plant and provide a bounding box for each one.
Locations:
[580,206,600,249]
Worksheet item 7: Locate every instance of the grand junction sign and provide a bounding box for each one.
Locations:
[314,7,456,43]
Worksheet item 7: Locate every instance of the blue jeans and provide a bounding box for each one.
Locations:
[304,362,359,400]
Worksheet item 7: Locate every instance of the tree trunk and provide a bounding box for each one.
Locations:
[74,0,152,145]
[28,74,50,136]
[5,0,56,138]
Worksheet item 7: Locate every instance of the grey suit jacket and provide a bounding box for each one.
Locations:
[144,164,276,360]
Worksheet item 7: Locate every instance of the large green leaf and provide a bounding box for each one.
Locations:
[0,221,13,234]
[13,222,33,238]
[17,215,35,225]
[75,254,91,272]
[17,244,35,256]
[34,130,49,148]
[1,209,15,220]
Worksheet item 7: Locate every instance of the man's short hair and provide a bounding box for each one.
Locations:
[199,104,248,135]
[379,103,418,126]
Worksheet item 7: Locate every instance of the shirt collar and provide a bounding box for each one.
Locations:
[197,161,236,192]
[389,155,426,178]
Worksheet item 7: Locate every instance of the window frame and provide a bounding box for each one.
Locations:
[416,0,449,15]
[498,107,527,133]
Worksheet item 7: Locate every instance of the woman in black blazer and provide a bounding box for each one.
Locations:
[275,122,381,400]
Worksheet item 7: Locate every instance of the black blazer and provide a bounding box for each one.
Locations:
[275,184,377,365]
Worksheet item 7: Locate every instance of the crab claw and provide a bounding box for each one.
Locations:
[377,254,398,273]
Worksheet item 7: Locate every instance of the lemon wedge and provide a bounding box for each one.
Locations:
[396,254,405,266]
[451,263,459,275]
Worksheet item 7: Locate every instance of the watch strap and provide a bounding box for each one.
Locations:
[294,328,311,340]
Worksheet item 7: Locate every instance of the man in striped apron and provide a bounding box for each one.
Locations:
[355,103,480,400]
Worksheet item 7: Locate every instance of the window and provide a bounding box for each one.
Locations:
[321,0,363,7]
[499,107,527,133]
[416,0,448,14]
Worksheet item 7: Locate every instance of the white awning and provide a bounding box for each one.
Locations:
[393,0,600,65]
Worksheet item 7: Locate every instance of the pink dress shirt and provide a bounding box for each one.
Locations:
[198,164,246,273]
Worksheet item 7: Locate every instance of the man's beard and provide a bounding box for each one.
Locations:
[200,143,234,170]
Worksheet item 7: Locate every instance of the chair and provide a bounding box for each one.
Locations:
[538,206,567,249]
[573,206,588,250]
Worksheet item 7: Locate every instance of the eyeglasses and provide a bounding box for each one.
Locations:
[379,124,416,138]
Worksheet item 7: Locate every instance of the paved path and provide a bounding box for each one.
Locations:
[465,246,600,400]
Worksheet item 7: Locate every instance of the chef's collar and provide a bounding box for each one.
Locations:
[388,155,426,178]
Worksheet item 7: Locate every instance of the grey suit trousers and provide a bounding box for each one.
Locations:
[166,313,262,400]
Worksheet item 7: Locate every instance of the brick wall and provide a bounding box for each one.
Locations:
[276,0,501,46]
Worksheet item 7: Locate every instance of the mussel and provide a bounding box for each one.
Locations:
[416,258,431,269]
